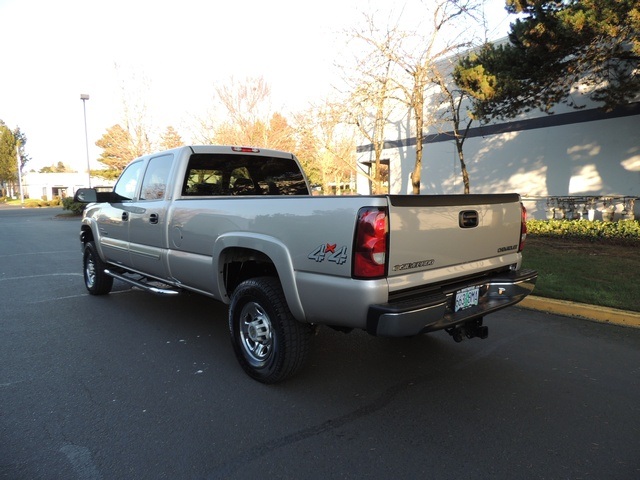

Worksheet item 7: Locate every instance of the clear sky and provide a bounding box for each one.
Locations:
[0,0,513,172]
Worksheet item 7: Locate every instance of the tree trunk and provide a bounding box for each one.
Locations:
[373,143,383,195]
[456,139,470,194]
[411,156,422,194]
[411,87,424,195]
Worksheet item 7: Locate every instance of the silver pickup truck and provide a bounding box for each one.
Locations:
[74,145,537,383]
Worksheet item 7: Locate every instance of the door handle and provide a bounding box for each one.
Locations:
[122,212,129,221]
[149,213,159,224]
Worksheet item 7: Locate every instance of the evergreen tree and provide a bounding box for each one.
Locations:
[0,121,28,196]
[454,0,640,120]
[14,127,29,174]
[0,122,17,194]
[95,124,135,172]
[159,126,184,150]
[39,162,75,173]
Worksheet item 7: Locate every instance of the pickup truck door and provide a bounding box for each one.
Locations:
[127,153,174,279]
[95,160,145,267]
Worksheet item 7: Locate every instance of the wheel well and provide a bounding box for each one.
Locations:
[222,248,278,296]
[80,225,94,245]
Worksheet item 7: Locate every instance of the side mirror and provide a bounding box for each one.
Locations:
[74,188,98,203]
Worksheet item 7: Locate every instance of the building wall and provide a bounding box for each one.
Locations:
[22,172,115,200]
[357,100,640,220]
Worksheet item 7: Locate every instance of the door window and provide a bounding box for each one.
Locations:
[140,154,173,201]
[114,161,144,201]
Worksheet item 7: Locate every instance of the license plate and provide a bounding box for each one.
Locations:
[455,286,480,312]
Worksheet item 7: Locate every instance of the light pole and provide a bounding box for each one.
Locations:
[80,94,91,187]
[16,140,24,206]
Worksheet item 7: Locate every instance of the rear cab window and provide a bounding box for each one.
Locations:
[181,153,308,197]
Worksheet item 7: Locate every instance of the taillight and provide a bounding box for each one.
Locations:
[353,207,388,279]
[518,203,527,252]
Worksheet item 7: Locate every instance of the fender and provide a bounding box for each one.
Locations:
[212,232,306,322]
[80,216,109,262]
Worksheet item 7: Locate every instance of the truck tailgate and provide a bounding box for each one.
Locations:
[386,194,522,284]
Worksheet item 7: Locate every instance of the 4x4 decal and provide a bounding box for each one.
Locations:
[308,243,348,265]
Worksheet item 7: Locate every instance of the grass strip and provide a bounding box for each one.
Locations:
[521,236,640,312]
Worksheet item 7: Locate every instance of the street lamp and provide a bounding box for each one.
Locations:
[16,141,24,206]
[80,94,91,187]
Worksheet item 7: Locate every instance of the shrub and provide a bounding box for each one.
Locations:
[527,219,640,243]
[61,197,85,215]
[24,199,44,208]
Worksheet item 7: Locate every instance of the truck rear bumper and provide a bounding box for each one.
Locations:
[366,269,538,337]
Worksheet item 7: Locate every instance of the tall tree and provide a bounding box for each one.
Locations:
[213,76,273,146]
[295,102,359,194]
[159,126,184,150]
[92,67,156,178]
[0,122,29,197]
[455,0,640,120]
[291,109,323,188]
[0,122,17,196]
[342,40,396,194]
[95,124,135,173]
[14,127,29,175]
[430,60,478,194]
[196,76,299,152]
[116,64,154,156]
[266,112,299,153]
[350,1,482,194]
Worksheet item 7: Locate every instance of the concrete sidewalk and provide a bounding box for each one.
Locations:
[519,296,640,329]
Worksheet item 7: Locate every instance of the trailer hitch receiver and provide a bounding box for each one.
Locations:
[446,318,488,343]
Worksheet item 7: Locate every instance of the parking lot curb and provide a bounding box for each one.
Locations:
[519,296,640,329]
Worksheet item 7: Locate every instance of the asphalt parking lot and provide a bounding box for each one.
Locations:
[1,206,639,479]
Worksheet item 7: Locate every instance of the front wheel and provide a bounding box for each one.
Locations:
[83,241,113,295]
[229,277,311,384]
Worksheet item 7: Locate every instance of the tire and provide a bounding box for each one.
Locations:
[229,277,311,384]
[83,241,114,295]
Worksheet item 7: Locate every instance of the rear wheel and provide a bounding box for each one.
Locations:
[83,241,113,295]
[229,277,311,384]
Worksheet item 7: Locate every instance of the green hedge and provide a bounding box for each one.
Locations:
[527,219,640,242]
[61,197,85,215]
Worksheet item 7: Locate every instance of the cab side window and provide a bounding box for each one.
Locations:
[140,154,173,201]
[113,161,144,201]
